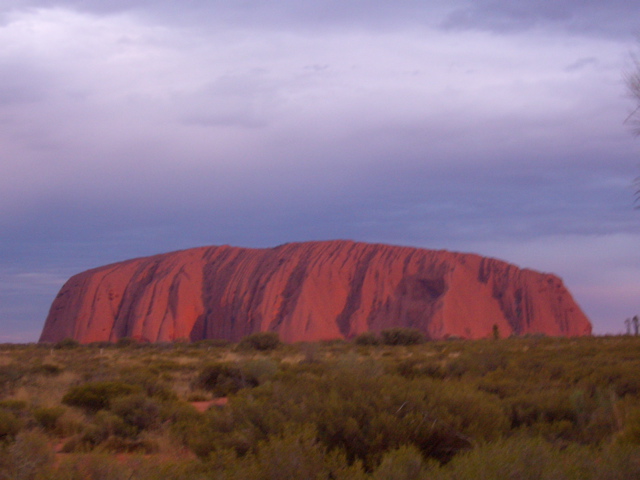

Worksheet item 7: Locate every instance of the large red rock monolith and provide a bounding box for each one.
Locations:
[39,240,592,343]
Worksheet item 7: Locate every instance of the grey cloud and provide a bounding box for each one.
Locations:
[565,57,599,72]
[2,0,443,27]
[441,0,640,38]
[5,0,640,39]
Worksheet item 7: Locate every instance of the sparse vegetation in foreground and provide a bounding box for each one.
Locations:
[0,332,639,478]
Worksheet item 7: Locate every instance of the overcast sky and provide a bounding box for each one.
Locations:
[2,0,640,341]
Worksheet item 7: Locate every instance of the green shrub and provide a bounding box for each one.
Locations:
[116,337,139,348]
[238,332,281,351]
[251,425,361,480]
[87,341,113,349]
[0,366,24,394]
[192,363,258,397]
[252,425,327,479]
[0,409,23,442]
[615,406,640,445]
[380,328,426,346]
[31,363,63,376]
[64,410,138,451]
[110,394,161,434]
[117,369,178,401]
[432,436,565,480]
[32,406,66,433]
[372,445,431,480]
[593,444,640,479]
[4,431,54,480]
[185,408,256,459]
[354,332,381,346]
[508,390,578,429]
[62,381,142,413]
[56,453,132,479]
[161,401,201,425]
[54,338,80,349]
[241,359,279,384]
[0,400,27,414]
[100,435,159,454]
[193,338,232,348]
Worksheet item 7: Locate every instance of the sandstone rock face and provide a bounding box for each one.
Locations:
[39,240,592,343]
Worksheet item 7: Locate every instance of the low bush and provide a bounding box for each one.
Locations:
[353,332,381,346]
[372,445,432,480]
[116,337,139,348]
[55,453,132,480]
[31,363,63,376]
[62,381,142,413]
[0,409,23,442]
[110,394,161,434]
[241,359,279,384]
[3,431,55,480]
[431,436,565,479]
[192,363,258,397]
[53,338,80,349]
[380,328,426,346]
[0,365,24,395]
[32,406,66,433]
[118,369,178,401]
[193,338,233,348]
[238,332,281,351]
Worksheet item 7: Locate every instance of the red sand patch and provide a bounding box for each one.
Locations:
[190,397,228,412]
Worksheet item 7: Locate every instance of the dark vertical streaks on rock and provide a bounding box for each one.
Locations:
[335,248,378,337]
[112,259,161,339]
[199,246,245,340]
[271,251,309,330]
[478,258,490,284]
[166,266,186,321]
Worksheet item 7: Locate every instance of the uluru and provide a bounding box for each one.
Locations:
[39,240,592,344]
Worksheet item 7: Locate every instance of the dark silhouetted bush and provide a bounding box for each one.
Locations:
[110,394,161,434]
[32,406,65,433]
[0,366,24,394]
[192,363,258,397]
[54,338,80,349]
[0,409,23,442]
[354,332,381,346]
[380,328,426,346]
[62,381,142,413]
[31,363,63,376]
[116,337,139,348]
[238,332,281,351]
[193,338,233,348]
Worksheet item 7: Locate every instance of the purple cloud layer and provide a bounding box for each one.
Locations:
[1,0,639,340]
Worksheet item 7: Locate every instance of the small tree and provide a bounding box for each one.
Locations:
[625,53,640,204]
[626,53,640,134]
